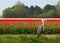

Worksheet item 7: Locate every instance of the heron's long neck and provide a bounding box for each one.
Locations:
[42,19,44,26]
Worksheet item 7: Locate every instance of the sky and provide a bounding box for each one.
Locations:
[0,0,59,15]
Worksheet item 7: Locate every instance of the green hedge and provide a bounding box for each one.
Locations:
[0,27,60,34]
[43,28,60,34]
[0,27,38,34]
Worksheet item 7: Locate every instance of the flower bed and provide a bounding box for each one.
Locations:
[0,18,42,34]
[44,19,60,34]
[0,18,60,34]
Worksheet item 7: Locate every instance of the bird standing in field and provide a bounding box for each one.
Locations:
[37,18,45,37]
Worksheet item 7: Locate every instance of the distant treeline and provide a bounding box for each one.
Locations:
[2,1,60,18]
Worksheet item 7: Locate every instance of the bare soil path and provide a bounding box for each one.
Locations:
[0,34,60,38]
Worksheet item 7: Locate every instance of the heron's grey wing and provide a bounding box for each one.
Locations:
[37,26,42,35]
[42,26,44,31]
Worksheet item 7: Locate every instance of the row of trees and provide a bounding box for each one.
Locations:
[2,1,60,18]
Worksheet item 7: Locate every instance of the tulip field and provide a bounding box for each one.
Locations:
[45,19,60,29]
[0,18,60,34]
[0,18,42,29]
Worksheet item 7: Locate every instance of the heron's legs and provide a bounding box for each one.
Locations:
[37,33,41,37]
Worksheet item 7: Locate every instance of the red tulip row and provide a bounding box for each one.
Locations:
[0,18,60,29]
[0,20,42,29]
[44,19,60,29]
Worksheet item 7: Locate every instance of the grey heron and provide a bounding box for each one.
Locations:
[37,18,45,37]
